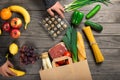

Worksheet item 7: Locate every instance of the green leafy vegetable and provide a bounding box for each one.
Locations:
[71,27,78,62]
[62,26,78,62]
[65,0,111,12]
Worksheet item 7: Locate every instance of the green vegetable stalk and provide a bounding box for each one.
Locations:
[65,0,111,12]
[71,27,78,62]
[62,27,78,62]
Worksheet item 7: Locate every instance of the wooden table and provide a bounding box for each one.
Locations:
[0,0,120,80]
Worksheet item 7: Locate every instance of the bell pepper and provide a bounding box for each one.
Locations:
[71,10,84,26]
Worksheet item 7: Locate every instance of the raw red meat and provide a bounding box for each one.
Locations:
[48,42,67,59]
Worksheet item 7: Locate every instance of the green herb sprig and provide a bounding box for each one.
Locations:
[65,0,111,12]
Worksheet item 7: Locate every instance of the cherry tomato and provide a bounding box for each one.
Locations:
[64,51,71,57]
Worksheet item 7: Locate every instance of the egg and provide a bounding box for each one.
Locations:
[60,21,64,25]
[54,27,57,31]
[57,31,60,35]
[63,24,67,29]
[57,24,61,28]
[54,21,58,25]
[48,20,52,24]
[51,17,55,21]
[50,30,54,34]
[60,27,64,31]
[47,27,52,31]
[53,33,57,37]
[45,24,48,27]
[51,24,55,28]
[57,18,61,22]
[45,18,49,21]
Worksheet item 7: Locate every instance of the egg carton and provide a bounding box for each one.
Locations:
[40,14,70,40]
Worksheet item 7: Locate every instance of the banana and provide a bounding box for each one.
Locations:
[0,28,2,35]
[9,68,25,76]
[8,5,30,30]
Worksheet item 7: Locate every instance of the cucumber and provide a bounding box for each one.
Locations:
[85,20,103,32]
[86,4,101,19]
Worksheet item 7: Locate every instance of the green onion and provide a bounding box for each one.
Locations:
[65,0,111,12]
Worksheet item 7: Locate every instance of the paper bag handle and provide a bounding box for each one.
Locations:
[52,56,73,67]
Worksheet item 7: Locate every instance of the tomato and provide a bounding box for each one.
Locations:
[64,51,71,57]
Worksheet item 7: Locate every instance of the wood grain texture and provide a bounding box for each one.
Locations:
[0,0,120,80]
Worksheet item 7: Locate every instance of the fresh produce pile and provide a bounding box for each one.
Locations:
[19,45,39,65]
[0,0,111,77]
[7,42,26,76]
[2,17,22,39]
[61,0,111,63]
[0,5,31,38]
[40,0,112,67]
[0,5,31,76]
[39,1,112,71]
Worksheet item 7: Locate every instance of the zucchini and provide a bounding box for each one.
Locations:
[86,4,101,19]
[85,20,103,32]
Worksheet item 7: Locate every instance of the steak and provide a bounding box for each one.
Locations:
[48,42,67,59]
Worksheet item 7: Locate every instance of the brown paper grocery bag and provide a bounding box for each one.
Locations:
[39,56,92,80]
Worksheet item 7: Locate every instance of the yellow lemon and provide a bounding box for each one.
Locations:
[9,43,18,55]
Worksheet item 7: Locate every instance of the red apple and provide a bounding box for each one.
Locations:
[10,29,21,39]
[2,22,11,32]
[10,17,22,29]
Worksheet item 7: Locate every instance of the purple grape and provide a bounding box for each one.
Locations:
[20,53,25,58]
[19,45,38,65]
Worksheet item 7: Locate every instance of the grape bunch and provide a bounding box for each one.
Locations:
[19,45,39,65]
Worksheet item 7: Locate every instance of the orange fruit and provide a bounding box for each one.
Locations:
[0,8,12,20]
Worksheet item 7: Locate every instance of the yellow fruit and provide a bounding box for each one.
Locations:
[9,68,25,76]
[0,8,12,20]
[9,43,18,55]
[0,29,2,35]
[8,5,30,30]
